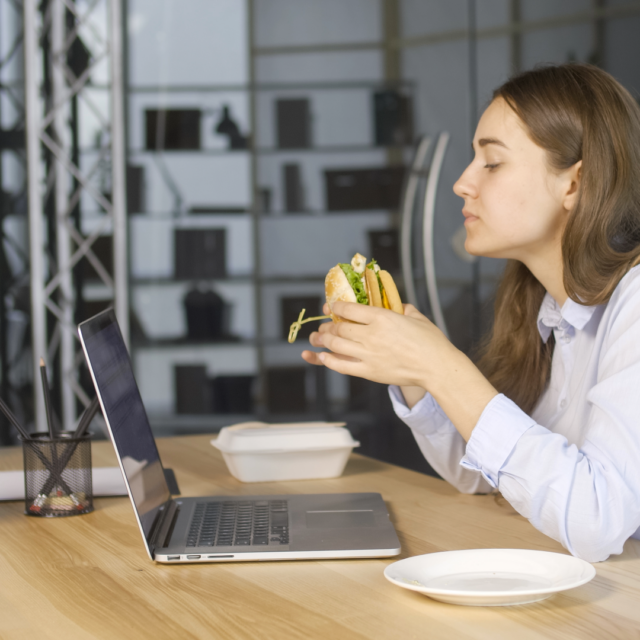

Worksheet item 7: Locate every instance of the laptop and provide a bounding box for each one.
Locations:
[78,309,401,563]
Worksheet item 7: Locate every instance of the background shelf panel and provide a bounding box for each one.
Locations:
[147,413,257,436]
[128,0,249,87]
[259,212,392,277]
[128,80,413,92]
[133,337,255,348]
[132,280,256,342]
[255,151,404,213]
[128,90,250,154]
[130,215,254,280]
[125,152,252,215]
[132,275,254,286]
[255,144,411,155]
[258,210,396,217]
[134,343,258,416]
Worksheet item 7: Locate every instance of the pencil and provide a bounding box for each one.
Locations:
[73,397,100,439]
[37,398,99,508]
[39,358,55,439]
[0,394,75,503]
[0,396,31,440]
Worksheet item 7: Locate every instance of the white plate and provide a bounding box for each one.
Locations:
[384,549,596,606]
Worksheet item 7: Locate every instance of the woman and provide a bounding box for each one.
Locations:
[302,63,640,563]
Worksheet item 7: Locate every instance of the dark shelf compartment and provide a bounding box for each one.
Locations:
[128,80,414,93]
[132,336,253,348]
[128,211,253,218]
[127,147,251,155]
[147,413,257,436]
[258,209,394,216]
[256,144,411,155]
[131,275,254,286]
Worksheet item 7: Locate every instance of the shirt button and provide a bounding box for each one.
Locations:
[560,400,567,409]
[561,335,571,344]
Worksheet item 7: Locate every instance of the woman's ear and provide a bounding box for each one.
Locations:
[562,160,582,211]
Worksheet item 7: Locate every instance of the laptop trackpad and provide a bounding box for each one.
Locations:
[306,510,375,529]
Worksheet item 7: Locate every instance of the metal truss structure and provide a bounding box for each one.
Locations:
[23,0,128,433]
[0,0,30,444]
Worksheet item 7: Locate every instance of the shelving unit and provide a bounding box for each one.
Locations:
[123,0,412,433]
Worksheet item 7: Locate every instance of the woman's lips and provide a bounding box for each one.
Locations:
[463,209,479,224]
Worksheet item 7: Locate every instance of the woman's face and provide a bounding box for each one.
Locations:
[453,98,571,265]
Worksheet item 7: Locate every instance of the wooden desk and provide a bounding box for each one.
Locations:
[0,435,638,639]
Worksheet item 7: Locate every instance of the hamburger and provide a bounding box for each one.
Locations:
[325,253,403,321]
[287,253,403,343]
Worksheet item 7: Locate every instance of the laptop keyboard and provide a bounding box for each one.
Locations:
[186,500,289,547]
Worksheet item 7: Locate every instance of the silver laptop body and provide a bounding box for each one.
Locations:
[78,309,401,563]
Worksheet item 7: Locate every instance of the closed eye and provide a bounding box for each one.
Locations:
[484,163,500,171]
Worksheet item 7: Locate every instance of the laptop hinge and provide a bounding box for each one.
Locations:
[148,499,179,555]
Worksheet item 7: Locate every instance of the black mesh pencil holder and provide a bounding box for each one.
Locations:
[21,432,93,517]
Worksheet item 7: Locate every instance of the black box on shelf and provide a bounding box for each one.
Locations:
[258,187,272,213]
[368,229,400,271]
[174,228,226,279]
[276,98,311,149]
[126,164,145,214]
[373,90,413,146]
[175,365,212,414]
[145,109,201,150]
[280,295,322,341]
[183,286,229,340]
[211,375,255,414]
[282,163,304,212]
[324,166,405,211]
[79,235,113,281]
[266,367,307,414]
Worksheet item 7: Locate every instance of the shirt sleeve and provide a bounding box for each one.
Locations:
[388,386,493,494]
[462,279,640,563]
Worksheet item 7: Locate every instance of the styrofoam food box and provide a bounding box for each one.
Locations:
[211,421,360,482]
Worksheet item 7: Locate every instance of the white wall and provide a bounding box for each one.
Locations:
[253,0,382,48]
[128,0,248,87]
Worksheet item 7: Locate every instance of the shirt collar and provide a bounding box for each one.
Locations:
[536,292,598,343]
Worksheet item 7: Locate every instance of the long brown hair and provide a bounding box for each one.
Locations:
[477,64,640,413]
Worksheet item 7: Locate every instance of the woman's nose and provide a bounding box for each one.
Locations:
[453,165,476,199]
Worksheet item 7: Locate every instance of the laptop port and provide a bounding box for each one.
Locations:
[167,556,180,561]
[186,555,201,560]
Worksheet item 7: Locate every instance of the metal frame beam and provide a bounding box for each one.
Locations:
[23,0,128,432]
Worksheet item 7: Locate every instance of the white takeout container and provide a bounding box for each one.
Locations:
[211,421,360,482]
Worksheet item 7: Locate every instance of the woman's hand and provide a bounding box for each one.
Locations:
[302,301,454,389]
[301,301,498,441]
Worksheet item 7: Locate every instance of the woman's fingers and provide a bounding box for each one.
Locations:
[331,300,381,324]
[320,332,366,360]
[318,351,364,376]
[317,321,334,335]
[303,300,450,388]
[302,350,360,366]
[301,350,324,366]
[308,330,324,348]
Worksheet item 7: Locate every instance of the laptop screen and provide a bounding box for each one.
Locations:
[79,309,171,540]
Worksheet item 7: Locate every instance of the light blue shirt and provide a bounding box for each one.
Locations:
[389,264,640,562]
